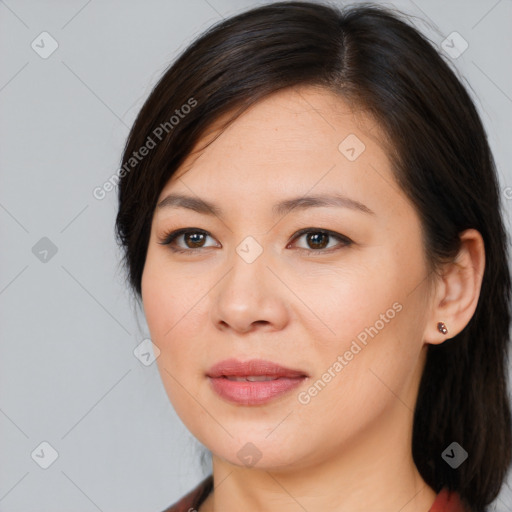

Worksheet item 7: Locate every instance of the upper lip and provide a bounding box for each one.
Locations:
[206,358,308,378]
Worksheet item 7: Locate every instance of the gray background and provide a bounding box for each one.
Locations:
[1,0,511,510]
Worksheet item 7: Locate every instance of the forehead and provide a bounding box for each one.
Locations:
[158,86,402,218]
[173,86,385,175]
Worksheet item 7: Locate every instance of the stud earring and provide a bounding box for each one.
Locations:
[437,322,448,335]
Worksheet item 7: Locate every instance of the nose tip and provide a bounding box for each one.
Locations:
[211,255,290,334]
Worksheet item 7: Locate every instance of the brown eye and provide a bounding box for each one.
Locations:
[305,232,329,249]
[158,228,220,253]
[159,227,352,255]
[184,232,207,248]
[290,228,352,253]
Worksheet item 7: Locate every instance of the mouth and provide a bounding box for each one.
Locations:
[206,358,308,405]
[223,375,288,382]
[207,358,308,378]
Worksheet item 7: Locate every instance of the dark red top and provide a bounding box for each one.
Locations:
[161,475,471,512]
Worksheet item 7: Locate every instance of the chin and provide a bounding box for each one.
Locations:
[195,429,321,471]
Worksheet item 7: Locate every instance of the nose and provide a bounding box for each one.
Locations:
[210,245,290,334]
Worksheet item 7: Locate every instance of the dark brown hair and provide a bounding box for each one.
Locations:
[115,2,512,510]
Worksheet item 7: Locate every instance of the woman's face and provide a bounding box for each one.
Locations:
[141,86,435,470]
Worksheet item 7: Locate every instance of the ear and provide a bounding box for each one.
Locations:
[423,229,486,345]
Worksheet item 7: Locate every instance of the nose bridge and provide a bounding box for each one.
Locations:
[223,234,270,304]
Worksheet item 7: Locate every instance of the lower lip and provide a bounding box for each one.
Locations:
[208,376,306,405]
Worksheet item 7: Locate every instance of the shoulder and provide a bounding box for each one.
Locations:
[429,487,482,512]
[160,479,478,512]
[160,475,213,512]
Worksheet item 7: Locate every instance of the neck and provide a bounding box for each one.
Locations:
[199,402,437,512]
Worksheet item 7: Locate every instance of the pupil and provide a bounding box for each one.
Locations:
[185,232,205,248]
[307,232,328,249]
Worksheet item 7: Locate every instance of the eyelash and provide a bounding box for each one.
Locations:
[157,227,353,255]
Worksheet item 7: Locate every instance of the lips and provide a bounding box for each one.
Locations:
[207,358,307,378]
[206,358,308,405]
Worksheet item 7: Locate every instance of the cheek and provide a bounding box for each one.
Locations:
[141,258,213,377]
[142,257,197,338]
[297,257,400,347]
[297,254,426,404]
[300,298,427,439]
[142,268,205,420]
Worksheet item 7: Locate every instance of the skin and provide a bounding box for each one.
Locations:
[141,86,485,512]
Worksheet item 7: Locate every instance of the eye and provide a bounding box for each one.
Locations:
[158,227,352,254]
[158,228,219,253]
[288,228,352,254]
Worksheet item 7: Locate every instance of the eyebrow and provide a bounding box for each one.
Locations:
[156,192,375,217]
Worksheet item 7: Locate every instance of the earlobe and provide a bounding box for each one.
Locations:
[424,229,485,345]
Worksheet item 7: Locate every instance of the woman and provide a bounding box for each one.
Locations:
[114,2,512,511]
